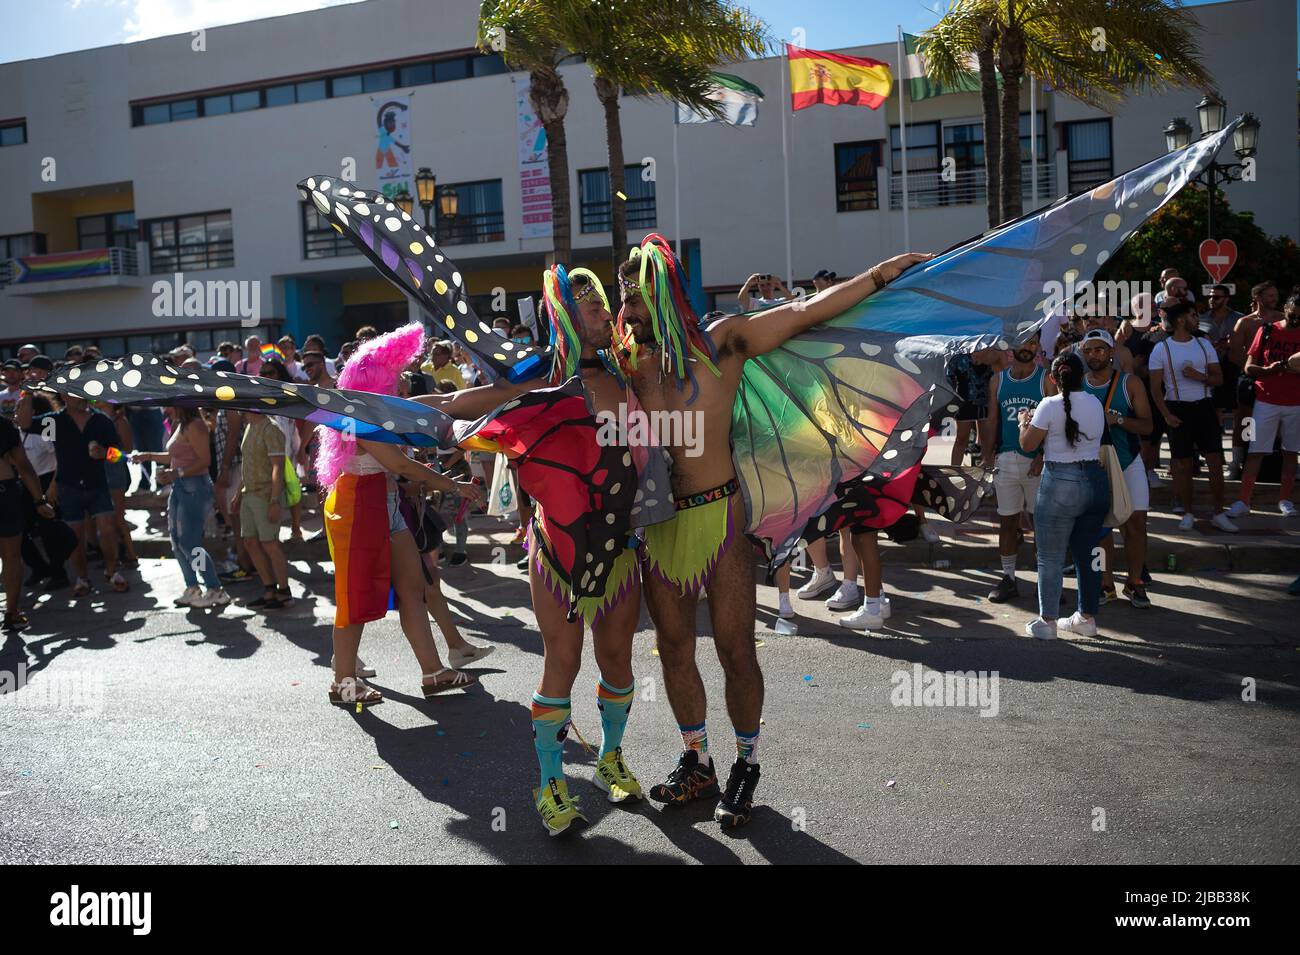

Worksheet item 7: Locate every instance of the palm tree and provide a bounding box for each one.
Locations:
[920,0,1213,227]
[553,2,767,274]
[478,1,574,266]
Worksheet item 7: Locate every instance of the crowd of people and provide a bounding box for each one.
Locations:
[2,254,1298,835]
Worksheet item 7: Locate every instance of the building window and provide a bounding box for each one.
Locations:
[363,69,396,93]
[891,113,1048,208]
[0,121,27,147]
[296,79,327,103]
[834,141,881,212]
[1063,118,1113,193]
[331,74,363,97]
[579,166,657,233]
[1,233,45,258]
[144,211,234,273]
[434,58,471,83]
[77,212,137,250]
[436,180,505,245]
[400,62,433,86]
[129,53,509,126]
[472,53,508,77]
[301,201,356,259]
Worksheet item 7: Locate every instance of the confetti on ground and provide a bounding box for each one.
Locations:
[370,765,384,770]
[459,751,474,757]
[885,779,896,789]
[355,703,362,713]
[441,778,450,786]
[389,821,399,829]
[754,638,766,648]
[615,190,627,200]
[478,731,487,738]
[290,681,301,687]
[857,723,872,729]
[651,646,660,656]
[803,675,813,682]
[436,729,446,736]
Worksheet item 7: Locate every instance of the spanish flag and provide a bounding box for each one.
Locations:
[788,44,893,111]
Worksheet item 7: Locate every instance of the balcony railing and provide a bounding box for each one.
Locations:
[3,246,142,294]
[434,211,505,246]
[3,246,140,287]
[889,163,1055,210]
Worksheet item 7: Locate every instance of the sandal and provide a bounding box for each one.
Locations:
[2,611,29,632]
[328,677,383,706]
[330,654,377,679]
[421,668,477,697]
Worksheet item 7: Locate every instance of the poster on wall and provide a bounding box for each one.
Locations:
[371,94,412,201]
[515,76,553,239]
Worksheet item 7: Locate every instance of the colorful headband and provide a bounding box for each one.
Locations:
[541,265,611,385]
[614,234,719,399]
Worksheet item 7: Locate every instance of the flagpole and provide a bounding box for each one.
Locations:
[897,25,911,251]
[1030,75,1038,208]
[780,42,793,289]
[673,114,682,260]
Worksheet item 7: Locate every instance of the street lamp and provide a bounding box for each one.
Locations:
[394,189,414,218]
[1163,117,1192,153]
[1163,97,1260,247]
[415,167,437,235]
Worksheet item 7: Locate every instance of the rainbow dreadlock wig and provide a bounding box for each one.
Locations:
[541,264,624,386]
[614,233,719,401]
[315,322,426,488]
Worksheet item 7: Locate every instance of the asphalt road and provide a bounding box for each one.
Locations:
[2,551,1298,865]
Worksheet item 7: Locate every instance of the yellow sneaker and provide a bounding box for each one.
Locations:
[593,747,643,804]
[533,777,586,836]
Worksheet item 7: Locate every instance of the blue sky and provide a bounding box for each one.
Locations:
[0,0,1290,66]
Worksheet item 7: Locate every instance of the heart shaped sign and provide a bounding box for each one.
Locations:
[1198,238,1238,283]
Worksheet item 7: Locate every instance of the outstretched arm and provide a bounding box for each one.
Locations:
[412,379,534,421]
[713,252,933,360]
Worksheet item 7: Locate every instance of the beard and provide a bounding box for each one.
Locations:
[1014,349,1036,364]
[1086,356,1110,372]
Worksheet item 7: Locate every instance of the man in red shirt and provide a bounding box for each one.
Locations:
[1229,287,1300,517]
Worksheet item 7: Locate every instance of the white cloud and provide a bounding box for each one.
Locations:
[120,0,365,42]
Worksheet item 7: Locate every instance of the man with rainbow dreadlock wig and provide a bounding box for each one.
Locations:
[414,265,651,836]
[615,234,932,829]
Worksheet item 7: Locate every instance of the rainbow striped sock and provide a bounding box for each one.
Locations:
[530,693,571,794]
[596,678,635,757]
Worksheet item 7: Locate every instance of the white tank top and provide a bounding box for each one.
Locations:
[341,451,387,476]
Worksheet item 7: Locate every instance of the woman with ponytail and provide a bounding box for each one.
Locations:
[1018,351,1109,639]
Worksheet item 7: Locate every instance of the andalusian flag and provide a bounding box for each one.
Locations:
[675,72,765,126]
[787,44,892,111]
[903,32,981,101]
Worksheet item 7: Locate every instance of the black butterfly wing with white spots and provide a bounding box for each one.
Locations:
[44,355,454,448]
[297,176,549,384]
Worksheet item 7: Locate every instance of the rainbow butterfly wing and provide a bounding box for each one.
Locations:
[297,176,549,384]
[734,120,1243,561]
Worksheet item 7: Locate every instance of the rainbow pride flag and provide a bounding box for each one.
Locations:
[260,343,285,361]
[13,249,112,284]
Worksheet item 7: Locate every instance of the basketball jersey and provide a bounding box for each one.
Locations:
[996,366,1047,458]
[1083,371,1139,470]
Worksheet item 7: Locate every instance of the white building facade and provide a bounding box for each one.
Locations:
[0,0,1295,359]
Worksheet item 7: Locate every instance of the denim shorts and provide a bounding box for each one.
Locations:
[57,482,114,523]
[386,489,406,536]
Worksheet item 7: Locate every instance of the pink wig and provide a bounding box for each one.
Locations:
[315,322,427,488]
